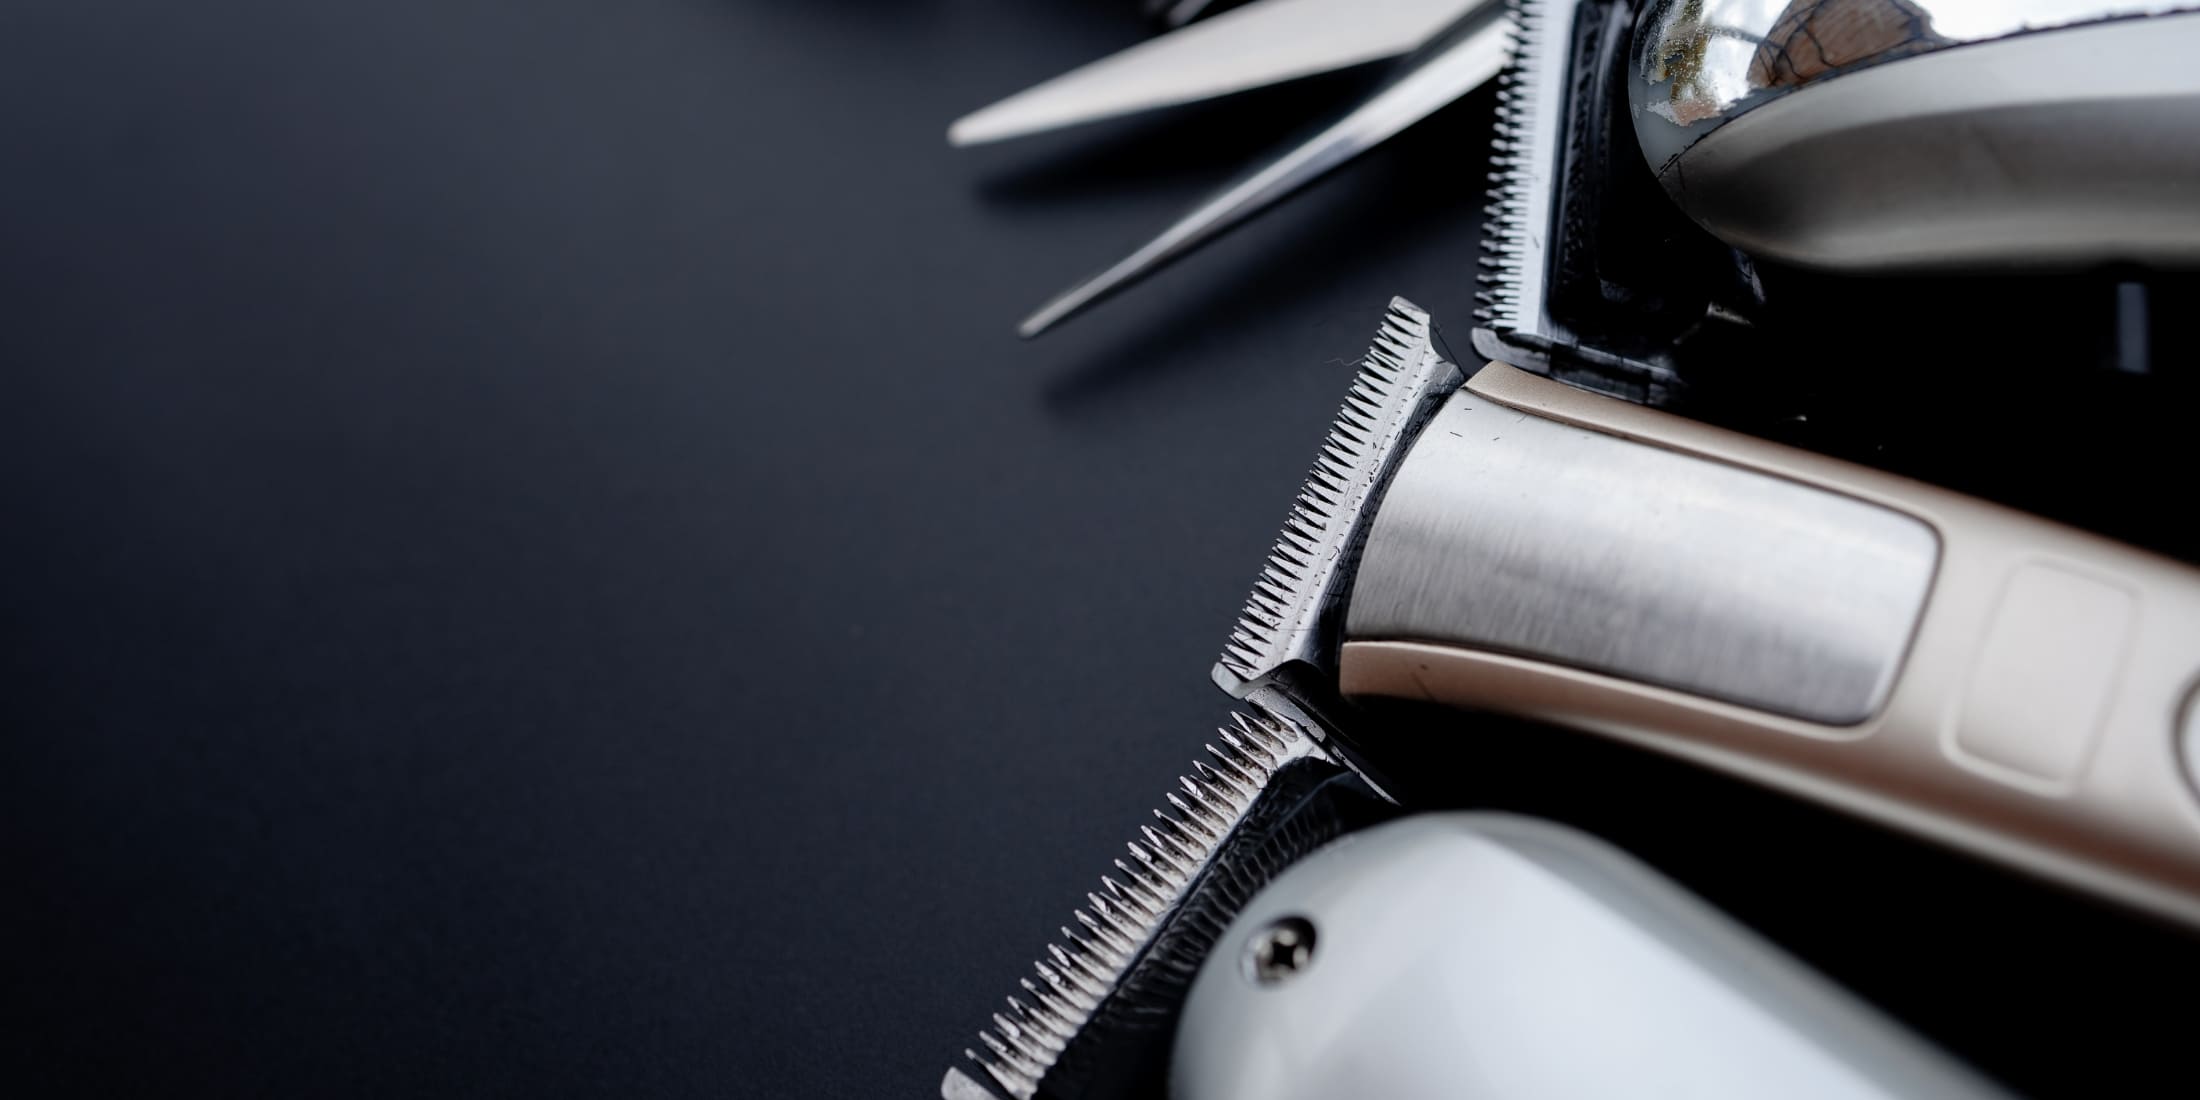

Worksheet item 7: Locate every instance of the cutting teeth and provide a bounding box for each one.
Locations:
[961,703,1328,1100]
[1477,0,1539,332]
[1212,298,1461,695]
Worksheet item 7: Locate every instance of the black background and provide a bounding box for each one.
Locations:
[4,3,2194,1097]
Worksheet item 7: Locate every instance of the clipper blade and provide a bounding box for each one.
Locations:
[949,703,1360,1100]
[1473,0,1568,344]
[1470,0,1703,400]
[1212,297,1462,697]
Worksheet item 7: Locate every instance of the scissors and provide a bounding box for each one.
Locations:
[950,0,1508,338]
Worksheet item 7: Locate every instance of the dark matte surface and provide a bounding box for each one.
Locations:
[4,3,2194,1098]
[0,3,1480,1095]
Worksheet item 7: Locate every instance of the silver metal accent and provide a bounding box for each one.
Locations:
[941,1067,1007,1100]
[950,0,1485,147]
[954,705,1332,1100]
[1345,388,1941,724]
[1630,2,2200,269]
[1473,0,1578,341]
[1176,815,2013,1100]
[1243,915,1318,985]
[1214,298,1463,697]
[1015,5,1509,337]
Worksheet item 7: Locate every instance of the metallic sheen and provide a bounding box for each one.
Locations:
[1628,2,2200,268]
[1345,387,1940,725]
[1017,2,1509,337]
[950,704,1332,1100]
[1633,0,2198,155]
[1213,299,1462,696]
[949,0,1486,146]
[1474,0,1575,345]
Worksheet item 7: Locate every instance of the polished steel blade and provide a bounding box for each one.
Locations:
[948,0,1483,147]
[948,703,1339,1100]
[1018,3,1509,338]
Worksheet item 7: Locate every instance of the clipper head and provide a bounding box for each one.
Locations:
[1212,298,1462,699]
[1475,0,1560,345]
[1471,0,1752,404]
[945,700,1387,1100]
[945,305,1458,1099]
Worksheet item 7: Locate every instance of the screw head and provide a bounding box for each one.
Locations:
[1244,915,1317,985]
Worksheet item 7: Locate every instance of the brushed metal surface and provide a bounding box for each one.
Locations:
[1344,390,1940,725]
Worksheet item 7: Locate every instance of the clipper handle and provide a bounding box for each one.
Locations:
[1339,362,2200,926]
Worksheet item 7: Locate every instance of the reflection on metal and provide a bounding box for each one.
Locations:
[1628,2,2200,269]
[1633,0,2200,160]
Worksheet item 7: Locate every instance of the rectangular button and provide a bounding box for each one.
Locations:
[1951,562,2136,787]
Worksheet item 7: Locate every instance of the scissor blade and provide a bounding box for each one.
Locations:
[949,0,1482,147]
[1018,2,1508,338]
[1147,0,1222,28]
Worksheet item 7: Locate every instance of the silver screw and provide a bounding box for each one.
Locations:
[1245,915,1317,985]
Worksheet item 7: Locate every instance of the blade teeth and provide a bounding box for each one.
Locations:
[1215,299,1453,684]
[1019,978,1079,1026]
[1202,742,1263,792]
[1077,905,1140,958]
[1478,0,1540,331]
[962,704,1326,1098]
[973,1031,1048,1095]
[993,1010,1065,1059]
[1192,759,1253,803]
[1166,790,1228,835]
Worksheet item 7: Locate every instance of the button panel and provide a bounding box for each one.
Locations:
[1950,563,2135,787]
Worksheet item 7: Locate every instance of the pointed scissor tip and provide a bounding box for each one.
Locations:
[1019,267,1128,339]
[946,112,997,148]
[1016,294,1078,341]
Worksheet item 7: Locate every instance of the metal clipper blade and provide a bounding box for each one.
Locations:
[944,700,1386,1100]
[1212,297,1462,698]
[1473,0,1557,342]
[946,304,1463,1098]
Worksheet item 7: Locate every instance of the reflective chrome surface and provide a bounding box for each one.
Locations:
[1346,386,1940,725]
[1629,6,2200,269]
[1631,1,2200,172]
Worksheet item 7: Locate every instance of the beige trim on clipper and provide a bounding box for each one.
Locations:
[1340,362,2200,927]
